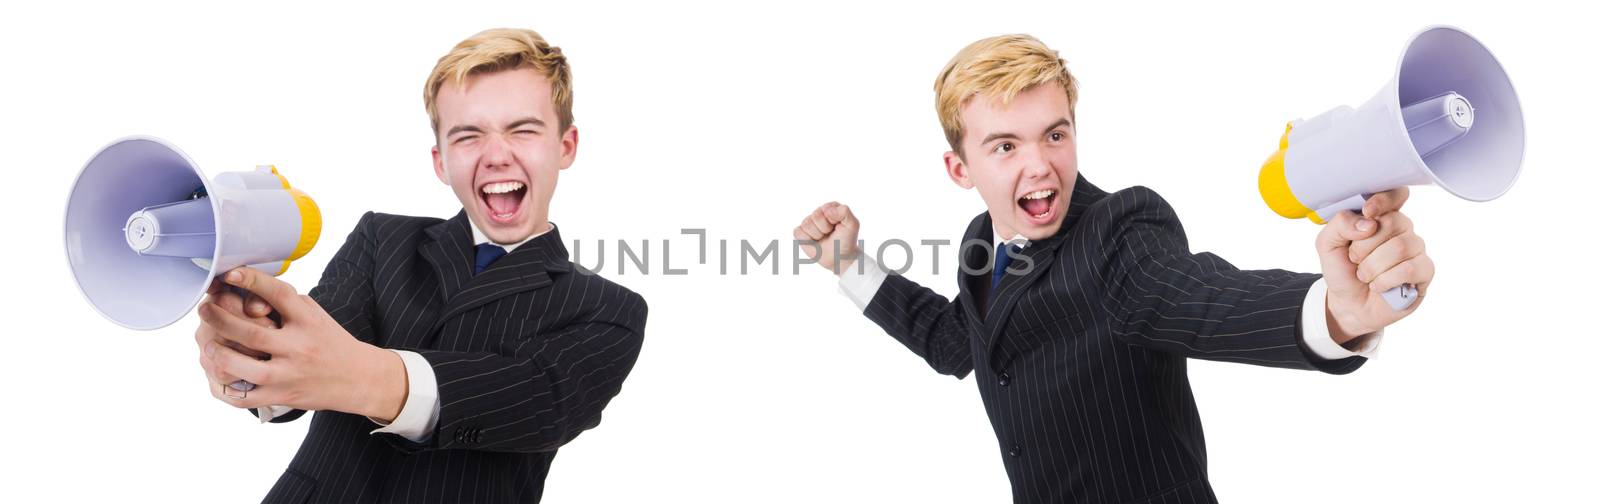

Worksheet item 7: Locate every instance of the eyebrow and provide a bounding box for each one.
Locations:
[445,117,547,138]
[1040,118,1072,135]
[506,117,547,131]
[445,124,483,138]
[981,131,1021,145]
[979,117,1074,146]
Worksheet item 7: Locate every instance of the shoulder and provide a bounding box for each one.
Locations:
[559,265,649,326]
[1068,185,1191,258]
[356,212,442,235]
[336,212,446,249]
[1086,185,1177,223]
[1075,185,1186,238]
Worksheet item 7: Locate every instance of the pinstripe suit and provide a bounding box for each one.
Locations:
[862,175,1364,503]
[255,210,647,503]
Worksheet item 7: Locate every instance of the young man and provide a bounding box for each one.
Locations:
[794,34,1433,503]
[193,28,647,503]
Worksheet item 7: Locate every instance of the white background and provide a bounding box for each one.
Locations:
[3,1,1595,502]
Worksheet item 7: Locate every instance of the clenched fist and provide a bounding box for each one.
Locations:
[793,202,861,274]
[196,278,276,404]
[1314,187,1435,343]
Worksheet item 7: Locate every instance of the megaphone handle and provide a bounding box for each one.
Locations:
[1314,194,1369,224]
[221,284,270,393]
[1318,198,1420,312]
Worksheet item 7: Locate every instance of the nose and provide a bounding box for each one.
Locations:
[479,132,514,170]
[1021,145,1051,179]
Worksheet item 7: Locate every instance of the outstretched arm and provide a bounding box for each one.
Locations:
[1097,187,1429,373]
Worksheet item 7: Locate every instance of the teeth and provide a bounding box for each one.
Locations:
[481,181,525,194]
[1021,189,1056,200]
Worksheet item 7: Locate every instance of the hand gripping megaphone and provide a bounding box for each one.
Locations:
[1257,26,1524,310]
[65,136,321,397]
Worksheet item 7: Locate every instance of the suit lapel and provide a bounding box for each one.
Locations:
[420,211,571,335]
[979,174,1106,366]
[955,214,990,327]
[980,232,1064,358]
[420,212,477,303]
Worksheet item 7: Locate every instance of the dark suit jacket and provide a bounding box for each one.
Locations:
[862,175,1364,503]
[253,211,647,503]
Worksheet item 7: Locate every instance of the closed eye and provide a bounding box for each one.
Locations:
[506,117,547,135]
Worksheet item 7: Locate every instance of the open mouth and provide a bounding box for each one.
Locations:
[479,180,528,224]
[1017,189,1058,224]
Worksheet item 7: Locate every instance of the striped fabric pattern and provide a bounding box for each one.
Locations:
[863,174,1363,503]
[255,211,647,503]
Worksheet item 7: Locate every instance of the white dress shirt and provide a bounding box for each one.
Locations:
[256,220,554,444]
[838,229,1381,362]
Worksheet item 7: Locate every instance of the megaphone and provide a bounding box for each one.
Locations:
[64,136,322,331]
[1258,25,1524,310]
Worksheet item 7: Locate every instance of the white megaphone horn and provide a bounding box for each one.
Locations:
[64,136,321,401]
[1257,25,1524,310]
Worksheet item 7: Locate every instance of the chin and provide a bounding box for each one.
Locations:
[1019,222,1064,241]
[480,218,540,243]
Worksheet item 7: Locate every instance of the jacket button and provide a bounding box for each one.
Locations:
[1008,443,1021,458]
[998,373,1011,387]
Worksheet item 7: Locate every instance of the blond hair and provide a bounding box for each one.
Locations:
[934,34,1078,155]
[424,28,573,138]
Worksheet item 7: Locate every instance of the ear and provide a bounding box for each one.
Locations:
[431,144,449,185]
[944,151,974,189]
[558,125,579,170]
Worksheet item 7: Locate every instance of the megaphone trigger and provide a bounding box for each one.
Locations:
[1382,283,1420,312]
[227,380,255,394]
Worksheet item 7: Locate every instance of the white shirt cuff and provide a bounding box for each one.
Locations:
[1301,278,1384,360]
[368,349,440,442]
[257,404,295,423]
[838,255,889,312]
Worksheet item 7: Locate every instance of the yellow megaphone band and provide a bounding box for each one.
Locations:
[1257,122,1325,224]
[266,166,323,275]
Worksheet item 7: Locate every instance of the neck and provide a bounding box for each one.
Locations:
[471,219,552,254]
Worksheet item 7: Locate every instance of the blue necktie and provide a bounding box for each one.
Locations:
[993,242,1020,289]
[474,243,507,275]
